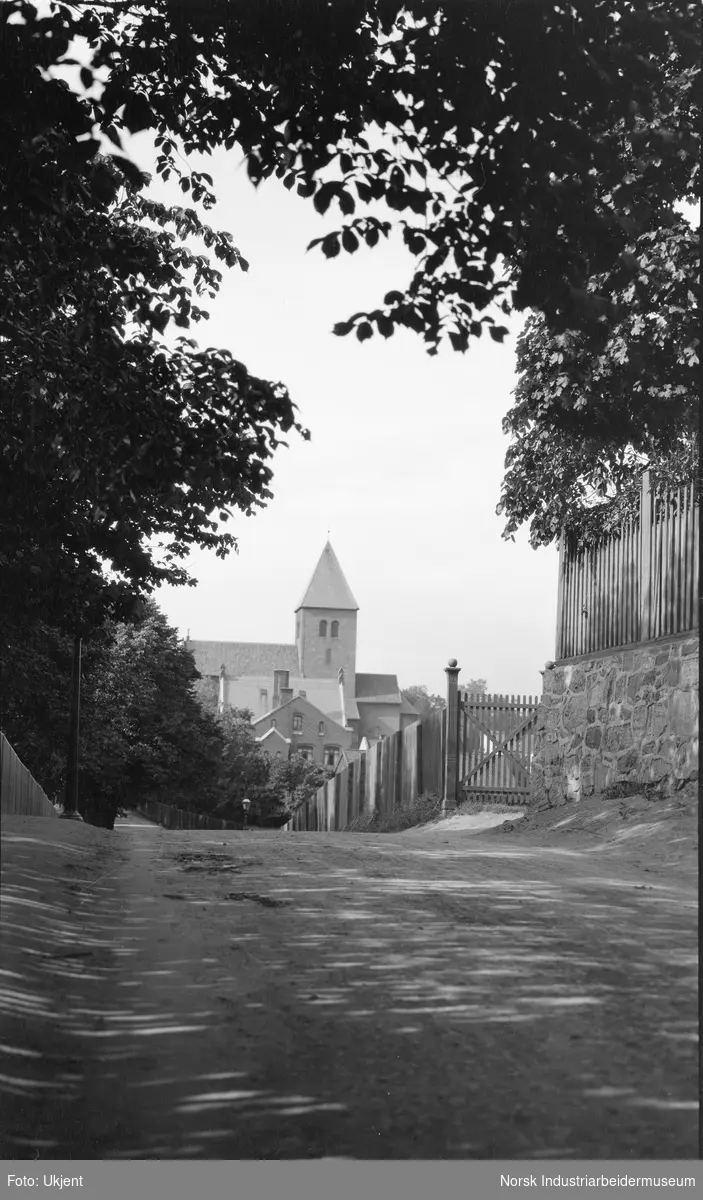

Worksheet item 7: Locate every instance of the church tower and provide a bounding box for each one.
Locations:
[295,542,358,691]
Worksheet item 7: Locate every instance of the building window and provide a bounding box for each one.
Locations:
[319,619,327,637]
[325,648,331,665]
[331,620,339,638]
[298,745,313,761]
[324,746,339,768]
[318,721,325,737]
[292,714,303,733]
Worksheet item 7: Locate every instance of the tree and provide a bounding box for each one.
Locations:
[462,678,488,699]
[265,754,334,816]
[80,603,224,820]
[2,0,698,616]
[499,197,698,545]
[0,617,112,804]
[402,679,487,720]
[401,685,445,719]
[1,5,307,634]
[62,0,695,349]
[213,707,274,820]
[0,601,224,823]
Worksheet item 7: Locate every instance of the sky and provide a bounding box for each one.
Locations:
[123,134,558,701]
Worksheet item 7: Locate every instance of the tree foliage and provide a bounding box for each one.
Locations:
[0,601,224,819]
[498,46,699,548]
[81,603,225,816]
[211,711,332,823]
[500,218,699,548]
[402,678,487,719]
[5,0,698,356]
[266,754,334,816]
[214,707,271,809]
[54,0,695,351]
[0,605,316,826]
[1,3,307,633]
[2,0,698,605]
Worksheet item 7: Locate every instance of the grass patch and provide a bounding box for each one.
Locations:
[344,792,445,834]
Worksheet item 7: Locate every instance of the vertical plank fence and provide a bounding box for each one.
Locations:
[286,712,444,832]
[0,733,57,818]
[556,472,698,659]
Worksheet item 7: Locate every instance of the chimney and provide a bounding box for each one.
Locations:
[280,687,294,705]
[273,669,289,708]
[299,689,306,698]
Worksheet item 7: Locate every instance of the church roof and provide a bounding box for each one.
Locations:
[295,542,359,612]
[354,672,402,704]
[187,640,298,678]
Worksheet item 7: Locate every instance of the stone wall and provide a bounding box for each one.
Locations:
[531,633,698,809]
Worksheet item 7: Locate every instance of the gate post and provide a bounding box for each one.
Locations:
[443,658,460,812]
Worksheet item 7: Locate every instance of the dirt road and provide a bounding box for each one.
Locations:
[0,808,697,1160]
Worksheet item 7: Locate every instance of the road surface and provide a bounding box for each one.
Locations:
[0,812,697,1159]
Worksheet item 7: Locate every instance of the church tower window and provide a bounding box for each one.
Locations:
[330,620,339,638]
[319,619,327,637]
[325,649,331,665]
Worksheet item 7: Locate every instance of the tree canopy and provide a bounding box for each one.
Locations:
[1,2,307,633]
[500,217,699,548]
[214,742,332,824]
[499,48,699,548]
[0,601,224,819]
[16,0,695,348]
[402,678,487,718]
[1,0,698,618]
[0,602,319,826]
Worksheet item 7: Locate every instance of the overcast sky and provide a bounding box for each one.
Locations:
[125,134,557,700]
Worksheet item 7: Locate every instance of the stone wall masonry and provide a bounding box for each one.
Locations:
[531,634,699,809]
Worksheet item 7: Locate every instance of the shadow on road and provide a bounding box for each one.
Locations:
[0,820,697,1159]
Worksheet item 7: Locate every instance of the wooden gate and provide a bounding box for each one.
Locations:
[457,692,538,805]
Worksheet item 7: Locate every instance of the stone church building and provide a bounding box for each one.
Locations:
[187,542,418,765]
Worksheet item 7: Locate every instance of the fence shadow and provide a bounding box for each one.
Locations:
[0,824,697,1160]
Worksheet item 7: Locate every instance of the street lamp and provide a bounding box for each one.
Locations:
[242,797,251,830]
[61,635,84,821]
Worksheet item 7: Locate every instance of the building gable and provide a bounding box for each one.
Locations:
[256,727,291,755]
[253,692,351,761]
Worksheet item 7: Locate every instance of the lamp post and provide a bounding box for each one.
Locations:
[61,635,84,821]
[242,797,251,830]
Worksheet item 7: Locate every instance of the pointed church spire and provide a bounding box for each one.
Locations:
[295,542,359,611]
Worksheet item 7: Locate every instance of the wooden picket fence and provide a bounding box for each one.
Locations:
[134,799,241,831]
[0,733,57,818]
[556,472,699,659]
[457,693,538,806]
[286,711,445,832]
